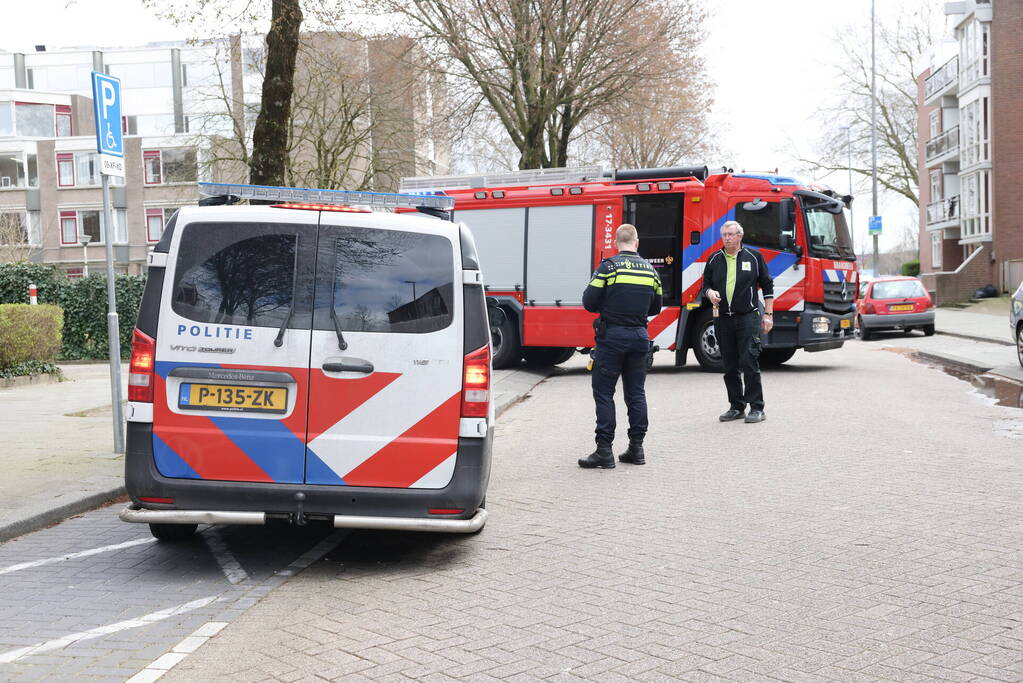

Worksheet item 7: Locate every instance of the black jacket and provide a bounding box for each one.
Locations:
[702,247,774,315]
[582,251,663,327]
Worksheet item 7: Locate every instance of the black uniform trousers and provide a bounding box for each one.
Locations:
[715,311,765,412]
[591,325,650,445]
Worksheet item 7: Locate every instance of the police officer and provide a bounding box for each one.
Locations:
[579,224,662,469]
[703,220,774,423]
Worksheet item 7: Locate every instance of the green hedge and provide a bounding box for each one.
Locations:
[0,303,63,366]
[0,262,145,360]
[901,260,921,277]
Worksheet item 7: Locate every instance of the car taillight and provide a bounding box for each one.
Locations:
[128,329,156,402]
[461,344,490,418]
[864,301,876,314]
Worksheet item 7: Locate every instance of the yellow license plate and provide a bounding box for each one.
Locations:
[889,304,914,312]
[179,383,287,413]
[840,319,851,329]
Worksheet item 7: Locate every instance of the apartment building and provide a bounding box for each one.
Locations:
[917,0,1023,303]
[0,35,448,275]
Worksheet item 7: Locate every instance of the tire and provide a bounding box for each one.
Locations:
[490,310,521,369]
[1016,324,1023,369]
[691,310,723,372]
[149,523,197,541]
[857,316,872,341]
[923,324,935,336]
[760,347,796,366]
[521,346,575,366]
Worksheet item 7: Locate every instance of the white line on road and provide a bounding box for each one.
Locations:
[0,595,219,664]
[0,538,156,576]
[126,621,229,683]
[202,530,249,585]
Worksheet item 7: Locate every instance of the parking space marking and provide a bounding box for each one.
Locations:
[0,537,156,575]
[126,621,228,683]
[202,530,248,584]
[0,595,218,664]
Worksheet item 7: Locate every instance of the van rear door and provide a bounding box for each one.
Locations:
[153,211,315,484]
[304,214,463,489]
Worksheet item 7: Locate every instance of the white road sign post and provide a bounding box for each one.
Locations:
[92,71,125,454]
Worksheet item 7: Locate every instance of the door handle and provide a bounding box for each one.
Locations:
[322,358,374,374]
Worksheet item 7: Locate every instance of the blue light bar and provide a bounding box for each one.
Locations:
[732,173,803,186]
[197,182,454,210]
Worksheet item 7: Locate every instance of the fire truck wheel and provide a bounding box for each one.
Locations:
[760,347,797,366]
[491,312,521,369]
[149,523,198,541]
[522,347,575,366]
[692,310,723,372]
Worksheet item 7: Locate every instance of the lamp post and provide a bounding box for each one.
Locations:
[870,0,880,276]
[841,125,856,256]
[79,234,92,277]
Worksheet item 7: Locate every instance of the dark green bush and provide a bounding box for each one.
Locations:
[0,360,63,380]
[901,260,920,277]
[0,262,66,305]
[0,303,63,366]
[59,274,146,360]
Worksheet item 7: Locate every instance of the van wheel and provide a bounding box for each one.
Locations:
[149,523,198,541]
[522,347,575,366]
[760,347,796,366]
[692,310,723,372]
[923,324,935,336]
[490,311,521,369]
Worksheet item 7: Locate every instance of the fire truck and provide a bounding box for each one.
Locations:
[399,165,858,370]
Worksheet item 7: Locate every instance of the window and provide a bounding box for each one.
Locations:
[143,150,161,184]
[0,102,12,136]
[733,201,788,250]
[172,224,302,328]
[871,280,927,300]
[80,211,101,244]
[316,227,454,334]
[929,110,940,138]
[929,170,942,202]
[146,209,165,242]
[57,153,74,187]
[107,62,173,89]
[803,205,855,259]
[162,148,197,183]
[56,105,72,136]
[931,233,942,269]
[75,152,100,186]
[14,102,55,137]
[60,211,78,245]
[0,212,28,244]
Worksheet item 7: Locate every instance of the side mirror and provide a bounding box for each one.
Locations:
[742,199,768,212]
[779,198,796,231]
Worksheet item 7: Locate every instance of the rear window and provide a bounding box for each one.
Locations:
[171,222,309,329]
[871,280,926,300]
[315,226,454,334]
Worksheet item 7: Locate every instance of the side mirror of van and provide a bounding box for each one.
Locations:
[779,198,796,231]
[742,199,768,212]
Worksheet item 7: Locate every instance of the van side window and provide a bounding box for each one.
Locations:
[733,202,789,250]
[172,224,301,328]
[316,226,454,334]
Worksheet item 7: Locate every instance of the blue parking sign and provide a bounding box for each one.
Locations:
[868,215,882,235]
[91,72,125,177]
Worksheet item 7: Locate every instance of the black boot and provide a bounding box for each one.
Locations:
[618,441,645,465]
[578,442,615,469]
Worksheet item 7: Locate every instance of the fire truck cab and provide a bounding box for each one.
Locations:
[400,166,858,371]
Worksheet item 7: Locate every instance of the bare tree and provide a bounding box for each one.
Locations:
[0,213,38,264]
[379,0,705,170]
[799,3,943,206]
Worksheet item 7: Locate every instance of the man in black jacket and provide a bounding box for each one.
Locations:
[579,224,662,468]
[703,220,774,423]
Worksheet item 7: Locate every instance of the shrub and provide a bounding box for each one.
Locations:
[0,360,63,380]
[901,260,920,277]
[0,303,63,366]
[0,262,67,305]
[59,274,146,360]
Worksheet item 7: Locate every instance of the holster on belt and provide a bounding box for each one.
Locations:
[593,316,607,339]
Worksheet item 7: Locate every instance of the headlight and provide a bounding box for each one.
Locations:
[812,316,830,334]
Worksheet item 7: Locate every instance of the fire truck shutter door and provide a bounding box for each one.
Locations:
[526,204,592,306]
[453,208,526,291]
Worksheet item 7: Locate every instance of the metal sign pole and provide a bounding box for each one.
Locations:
[102,174,124,454]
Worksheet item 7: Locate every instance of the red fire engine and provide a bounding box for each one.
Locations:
[399,165,858,370]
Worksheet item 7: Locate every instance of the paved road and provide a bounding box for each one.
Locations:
[1,335,1021,681]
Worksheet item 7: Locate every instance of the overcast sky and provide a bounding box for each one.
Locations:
[3,0,951,251]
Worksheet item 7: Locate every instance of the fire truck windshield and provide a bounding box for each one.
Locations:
[804,206,855,260]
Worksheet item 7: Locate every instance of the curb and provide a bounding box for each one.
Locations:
[936,330,1014,347]
[911,350,993,375]
[0,485,125,544]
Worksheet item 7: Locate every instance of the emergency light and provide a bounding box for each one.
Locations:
[198,182,455,211]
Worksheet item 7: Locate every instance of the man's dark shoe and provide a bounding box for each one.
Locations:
[719,408,745,422]
[579,443,615,469]
[618,442,645,465]
[744,410,766,423]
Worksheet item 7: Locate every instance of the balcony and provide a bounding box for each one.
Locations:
[925,126,960,165]
[924,56,959,103]
[926,194,959,227]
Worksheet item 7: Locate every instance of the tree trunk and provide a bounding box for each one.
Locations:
[249,0,303,188]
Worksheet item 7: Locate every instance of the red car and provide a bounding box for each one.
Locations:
[856,276,935,340]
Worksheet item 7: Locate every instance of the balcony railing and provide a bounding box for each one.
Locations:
[927,195,959,225]
[925,56,959,100]
[925,126,960,163]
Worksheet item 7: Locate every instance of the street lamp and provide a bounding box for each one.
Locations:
[79,234,92,277]
[841,125,855,256]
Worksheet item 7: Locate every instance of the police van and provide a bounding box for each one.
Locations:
[119,183,493,540]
